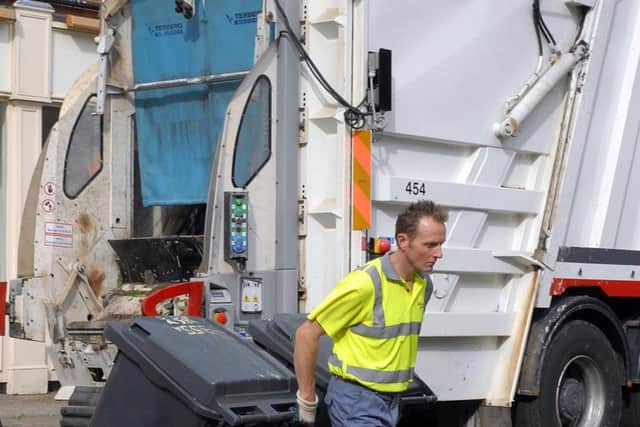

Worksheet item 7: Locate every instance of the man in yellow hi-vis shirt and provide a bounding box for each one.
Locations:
[294,200,447,426]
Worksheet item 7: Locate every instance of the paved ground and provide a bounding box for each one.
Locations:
[0,392,64,427]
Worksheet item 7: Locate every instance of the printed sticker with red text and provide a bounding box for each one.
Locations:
[44,222,73,248]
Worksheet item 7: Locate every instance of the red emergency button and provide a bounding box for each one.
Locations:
[213,310,227,325]
[377,238,391,254]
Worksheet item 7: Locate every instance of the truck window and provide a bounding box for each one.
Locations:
[232,75,271,188]
[63,95,103,198]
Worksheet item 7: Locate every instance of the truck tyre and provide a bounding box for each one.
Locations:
[515,320,622,427]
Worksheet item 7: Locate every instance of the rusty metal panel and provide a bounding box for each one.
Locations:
[109,236,203,284]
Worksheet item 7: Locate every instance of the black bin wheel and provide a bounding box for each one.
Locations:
[515,320,622,427]
[60,386,102,427]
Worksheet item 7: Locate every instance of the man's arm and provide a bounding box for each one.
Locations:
[294,319,325,401]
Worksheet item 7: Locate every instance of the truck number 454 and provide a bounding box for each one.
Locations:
[405,181,426,196]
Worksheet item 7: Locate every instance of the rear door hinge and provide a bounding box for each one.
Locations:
[298,192,307,238]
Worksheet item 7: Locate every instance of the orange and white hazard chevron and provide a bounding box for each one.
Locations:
[352,130,372,230]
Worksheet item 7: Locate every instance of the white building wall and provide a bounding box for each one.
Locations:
[0,104,6,379]
[52,27,97,99]
[0,23,10,93]
[0,102,5,289]
[0,0,98,394]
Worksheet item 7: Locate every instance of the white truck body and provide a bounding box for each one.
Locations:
[7,0,640,425]
[304,0,640,406]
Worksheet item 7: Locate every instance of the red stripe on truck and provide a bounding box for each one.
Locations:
[551,277,640,297]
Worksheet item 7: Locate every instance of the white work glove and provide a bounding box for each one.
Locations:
[296,390,318,424]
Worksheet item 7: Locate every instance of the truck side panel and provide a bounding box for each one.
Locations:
[317,0,639,404]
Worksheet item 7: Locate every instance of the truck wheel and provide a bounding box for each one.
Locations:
[515,320,622,427]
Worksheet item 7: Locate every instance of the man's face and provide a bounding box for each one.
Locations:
[398,216,446,273]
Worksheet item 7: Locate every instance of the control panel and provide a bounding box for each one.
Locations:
[224,192,249,265]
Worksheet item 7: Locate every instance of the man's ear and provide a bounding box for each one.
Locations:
[397,233,409,251]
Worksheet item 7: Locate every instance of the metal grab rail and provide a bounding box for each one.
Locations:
[141,281,204,317]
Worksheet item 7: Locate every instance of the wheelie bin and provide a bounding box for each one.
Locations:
[248,313,438,426]
[90,316,297,427]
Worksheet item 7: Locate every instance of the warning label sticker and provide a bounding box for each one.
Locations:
[241,278,262,313]
[44,222,73,248]
[45,223,72,234]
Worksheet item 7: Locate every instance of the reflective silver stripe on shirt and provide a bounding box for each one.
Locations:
[424,275,433,305]
[351,263,423,338]
[329,353,413,384]
[328,353,342,369]
[347,365,414,384]
[351,321,422,338]
[365,264,385,326]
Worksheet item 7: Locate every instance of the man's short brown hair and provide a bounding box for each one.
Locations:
[395,200,448,240]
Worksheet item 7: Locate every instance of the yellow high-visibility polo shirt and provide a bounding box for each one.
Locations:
[308,252,432,393]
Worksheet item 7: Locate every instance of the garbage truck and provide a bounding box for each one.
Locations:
[4,0,640,425]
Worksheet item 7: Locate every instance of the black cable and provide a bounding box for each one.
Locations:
[274,0,370,129]
[533,0,557,48]
[533,2,546,44]
[279,20,367,125]
[538,10,557,46]
[537,14,554,45]
[532,2,543,56]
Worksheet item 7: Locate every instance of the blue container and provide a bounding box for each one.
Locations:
[130,0,262,206]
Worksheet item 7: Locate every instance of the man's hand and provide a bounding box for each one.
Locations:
[296,390,318,424]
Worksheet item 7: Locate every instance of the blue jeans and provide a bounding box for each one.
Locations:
[325,376,400,427]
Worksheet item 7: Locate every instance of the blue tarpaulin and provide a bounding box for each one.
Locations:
[131,0,261,206]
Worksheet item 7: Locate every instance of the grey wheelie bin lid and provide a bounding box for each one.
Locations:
[96,316,296,426]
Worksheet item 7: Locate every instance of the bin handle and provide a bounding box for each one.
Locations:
[141,281,204,317]
[222,400,295,426]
